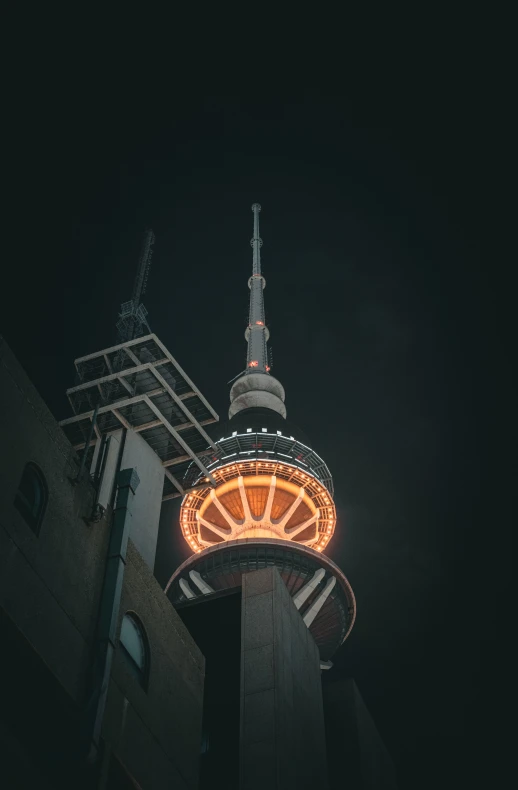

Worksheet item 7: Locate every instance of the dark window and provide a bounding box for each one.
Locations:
[119,612,149,690]
[14,462,48,536]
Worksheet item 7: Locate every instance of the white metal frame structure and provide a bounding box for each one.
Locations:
[59,333,219,499]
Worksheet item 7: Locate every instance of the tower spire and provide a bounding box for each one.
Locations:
[228,204,287,419]
[246,203,269,373]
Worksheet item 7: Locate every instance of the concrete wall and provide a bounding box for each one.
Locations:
[322,678,398,790]
[103,541,205,790]
[121,428,165,571]
[92,427,165,571]
[0,337,205,789]
[240,567,328,790]
[0,336,111,703]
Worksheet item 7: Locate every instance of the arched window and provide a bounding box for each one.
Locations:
[14,462,48,536]
[119,613,149,689]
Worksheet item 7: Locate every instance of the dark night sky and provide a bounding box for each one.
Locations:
[3,28,514,790]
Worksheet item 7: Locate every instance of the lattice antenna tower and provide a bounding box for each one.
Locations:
[116,229,155,344]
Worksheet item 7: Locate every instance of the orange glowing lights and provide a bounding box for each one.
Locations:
[179,459,337,554]
[248,360,259,367]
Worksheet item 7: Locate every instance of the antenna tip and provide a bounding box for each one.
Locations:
[251,203,262,213]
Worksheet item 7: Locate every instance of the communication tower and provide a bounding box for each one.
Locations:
[166,205,356,661]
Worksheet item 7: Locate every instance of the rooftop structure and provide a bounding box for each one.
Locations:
[60,332,219,499]
[59,232,219,503]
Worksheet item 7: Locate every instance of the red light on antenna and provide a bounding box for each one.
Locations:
[256,320,264,325]
[248,360,259,367]
[265,366,271,372]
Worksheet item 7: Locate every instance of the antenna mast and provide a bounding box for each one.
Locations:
[228,204,287,419]
[245,204,270,373]
[116,229,155,343]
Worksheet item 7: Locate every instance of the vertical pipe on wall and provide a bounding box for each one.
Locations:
[85,467,140,764]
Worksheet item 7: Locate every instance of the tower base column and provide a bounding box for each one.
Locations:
[240,567,328,790]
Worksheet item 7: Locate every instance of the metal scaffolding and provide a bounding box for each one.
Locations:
[60,333,219,499]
